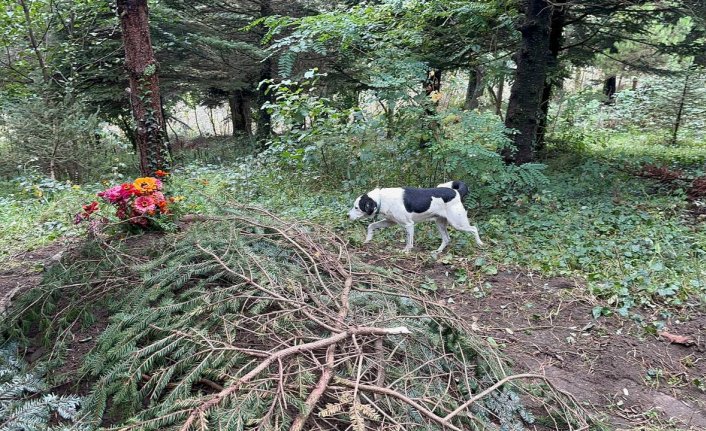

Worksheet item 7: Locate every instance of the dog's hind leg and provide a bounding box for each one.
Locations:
[447,215,484,246]
[365,219,395,243]
[403,223,415,252]
[435,218,450,253]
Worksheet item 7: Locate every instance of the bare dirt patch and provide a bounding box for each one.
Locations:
[365,251,706,430]
[0,242,67,314]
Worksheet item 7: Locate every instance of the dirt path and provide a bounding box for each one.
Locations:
[449,270,705,430]
[373,252,706,430]
[0,243,66,315]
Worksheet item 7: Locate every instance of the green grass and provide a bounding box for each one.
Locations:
[1,132,704,321]
[0,186,99,263]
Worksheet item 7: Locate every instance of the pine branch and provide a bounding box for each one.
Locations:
[179,326,411,431]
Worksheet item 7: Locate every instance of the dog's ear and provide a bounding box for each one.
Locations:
[360,194,377,215]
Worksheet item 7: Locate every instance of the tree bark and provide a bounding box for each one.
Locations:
[464,66,484,111]
[495,78,504,118]
[603,75,616,103]
[503,0,553,165]
[256,0,274,142]
[229,90,253,136]
[18,0,50,84]
[535,5,566,151]
[117,0,169,176]
[420,68,442,147]
[670,69,691,146]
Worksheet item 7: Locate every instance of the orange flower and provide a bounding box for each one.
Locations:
[157,200,169,214]
[133,177,159,194]
[155,170,169,178]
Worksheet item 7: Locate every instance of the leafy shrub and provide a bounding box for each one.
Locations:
[262,75,548,206]
[429,110,549,206]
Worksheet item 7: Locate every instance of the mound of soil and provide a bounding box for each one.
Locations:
[5,232,705,430]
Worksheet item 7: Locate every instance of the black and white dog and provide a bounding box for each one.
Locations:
[348,181,484,253]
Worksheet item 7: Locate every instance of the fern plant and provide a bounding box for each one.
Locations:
[429,110,550,207]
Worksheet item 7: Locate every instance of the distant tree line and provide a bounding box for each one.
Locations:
[0,0,704,176]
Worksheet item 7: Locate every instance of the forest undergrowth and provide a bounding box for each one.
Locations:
[1,132,705,323]
[1,207,591,430]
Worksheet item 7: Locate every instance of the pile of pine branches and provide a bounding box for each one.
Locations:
[74,207,589,430]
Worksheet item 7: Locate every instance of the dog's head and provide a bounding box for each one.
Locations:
[349,193,378,220]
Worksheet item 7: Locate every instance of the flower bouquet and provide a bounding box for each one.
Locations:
[76,173,180,231]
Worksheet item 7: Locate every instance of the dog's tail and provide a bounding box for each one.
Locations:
[438,180,469,200]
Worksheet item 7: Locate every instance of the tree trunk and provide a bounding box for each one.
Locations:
[503,0,553,165]
[420,68,442,147]
[603,76,617,103]
[117,0,169,176]
[495,78,504,118]
[256,0,274,142]
[464,67,484,111]
[536,5,566,151]
[18,0,50,83]
[670,69,691,146]
[229,90,253,136]
[208,107,217,135]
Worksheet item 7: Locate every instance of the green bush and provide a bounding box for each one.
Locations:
[0,91,127,182]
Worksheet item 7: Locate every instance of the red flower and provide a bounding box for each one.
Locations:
[82,201,99,215]
[155,170,169,178]
[120,183,138,198]
[115,205,128,220]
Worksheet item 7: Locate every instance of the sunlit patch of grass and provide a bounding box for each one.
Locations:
[0,188,96,263]
[584,131,706,168]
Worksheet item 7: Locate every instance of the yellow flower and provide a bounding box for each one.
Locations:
[133,177,159,194]
[72,185,81,190]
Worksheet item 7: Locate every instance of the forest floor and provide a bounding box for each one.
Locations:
[2,236,705,431]
[359,250,706,431]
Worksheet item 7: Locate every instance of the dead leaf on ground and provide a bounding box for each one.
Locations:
[659,331,695,346]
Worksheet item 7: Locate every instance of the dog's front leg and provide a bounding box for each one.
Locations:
[365,219,394,243]
[403,223,415,252]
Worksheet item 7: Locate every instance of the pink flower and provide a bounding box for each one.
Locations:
[98,185,123,203]
[133,195,156,214]
[152,191,166,204]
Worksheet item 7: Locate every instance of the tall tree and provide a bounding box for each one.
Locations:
[229,90,253,136]
[117,0,169,175]
[464,66,484,110]
[503,0,553,165]
[535,5,565,151]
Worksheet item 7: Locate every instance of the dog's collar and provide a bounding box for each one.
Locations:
[373,197,381,221]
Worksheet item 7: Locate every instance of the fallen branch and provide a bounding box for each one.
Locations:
[179,326,410,431]
[443,373,546,422]
[335,378,464,431]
